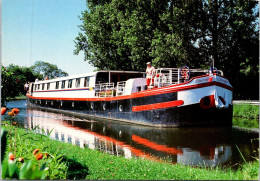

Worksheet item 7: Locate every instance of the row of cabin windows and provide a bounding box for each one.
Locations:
[34,77,90,91]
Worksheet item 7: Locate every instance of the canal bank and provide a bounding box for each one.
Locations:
[1,122,259,180]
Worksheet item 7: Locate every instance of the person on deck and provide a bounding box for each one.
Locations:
[146,62,155,87]
[24,82,29,94]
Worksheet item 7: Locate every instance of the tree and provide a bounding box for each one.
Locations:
[177,0,259,99]
[74,0,185,71]
[1,64,39,106]
[31,61,68,79]
[75,0,258,99]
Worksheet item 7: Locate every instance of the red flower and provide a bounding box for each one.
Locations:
[1,107,7,115]
[8,111,15,116]
[33,149,40,155]
[11,122,18,126]
[9,153,15,161]
[35,153,43,160]
[12,108,19,115]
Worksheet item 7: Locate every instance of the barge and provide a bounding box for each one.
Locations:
[26,66,233,127]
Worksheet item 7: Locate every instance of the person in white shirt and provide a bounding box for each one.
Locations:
[146,62,155,86]
[24,82,29,93]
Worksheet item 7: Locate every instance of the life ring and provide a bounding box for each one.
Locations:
[180,65,190,82]
[154,73,167,86]
[199,95,215,109]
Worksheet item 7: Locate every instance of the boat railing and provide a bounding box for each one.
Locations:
[116,81,126,96]
[149,68,223,89]
[95,82,115,97]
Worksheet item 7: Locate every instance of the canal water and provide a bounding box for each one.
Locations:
[3,100,259,168]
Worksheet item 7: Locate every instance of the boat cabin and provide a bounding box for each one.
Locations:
[28,68,223,98]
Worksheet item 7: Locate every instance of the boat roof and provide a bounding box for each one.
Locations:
[34,70,145,83]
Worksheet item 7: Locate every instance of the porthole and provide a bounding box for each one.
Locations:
[103,103,106,111]
[90,102,94,110]
[119,105,123,112]
[72,102,74,107]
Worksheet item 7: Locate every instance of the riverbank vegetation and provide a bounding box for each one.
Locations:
[232,104,259,129]
[1,62,68,107]
[1,121,259,180]
[233,104,259,120]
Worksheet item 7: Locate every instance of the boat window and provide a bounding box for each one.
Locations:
[68,79,73,88]
[34,84,37,90]
[38,84,40,90]
[96,72,109,84]
[84,77,90,87]
[42,83,45,90]
[136,86,141,92]
[75,78,81,88]
[55,81,59,89]
[61,80,66,89]
[47,83,50,90]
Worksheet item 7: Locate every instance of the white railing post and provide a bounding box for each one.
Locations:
[169,69,172,85]
[177,69,180,84]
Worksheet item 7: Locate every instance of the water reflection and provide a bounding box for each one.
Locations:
[25,107,258,168]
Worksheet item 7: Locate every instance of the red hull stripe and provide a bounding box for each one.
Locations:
[132,135,183,155]
[132,100,184,112]
[27,81,232,102]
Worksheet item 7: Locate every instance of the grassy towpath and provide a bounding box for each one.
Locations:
[1,122,259,180]
[232,103,259,129]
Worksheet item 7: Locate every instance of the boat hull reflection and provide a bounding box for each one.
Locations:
[26,108,258,167]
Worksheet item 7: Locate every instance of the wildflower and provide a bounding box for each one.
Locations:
[18,157,24,163]
[35,153,43,160]
[8,111,15,116]
[1,107,7,115]
[9,153,15,161]
[11,122,18,126]
[33,148,40,155]
[11,108,19,115]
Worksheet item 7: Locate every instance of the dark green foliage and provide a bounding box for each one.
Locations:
[1,129,7,162]
[75,0,258,99]
[1,65,38,106]
[1,61,68,106]
[232,117,259,129]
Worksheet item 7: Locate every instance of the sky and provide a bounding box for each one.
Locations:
[2,0,95,75]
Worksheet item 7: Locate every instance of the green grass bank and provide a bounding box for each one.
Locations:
[1,122,259,180]
[232,104,259,129]
[233,104,259,119]
[7,94,27,101]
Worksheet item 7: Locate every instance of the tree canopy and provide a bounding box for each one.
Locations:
[74,0,258,99]
[1,61,69,106]
[31,61,68,79]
